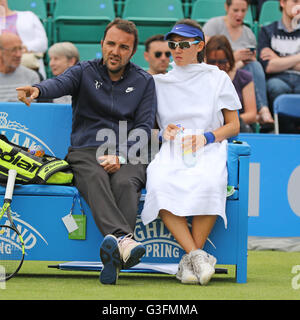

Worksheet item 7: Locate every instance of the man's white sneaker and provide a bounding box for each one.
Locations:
[176,254,198,284]
[118,233,146,269]
[190,249,215,285]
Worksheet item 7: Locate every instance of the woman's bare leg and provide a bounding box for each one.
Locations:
[159,209,197,253]
[192,215,217,249]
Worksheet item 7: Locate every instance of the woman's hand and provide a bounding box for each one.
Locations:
[182,135,206,153]
[163,124,181,140]
[164,125,207,152]
[234,49,256,64]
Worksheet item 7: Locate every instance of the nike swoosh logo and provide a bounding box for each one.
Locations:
[125,87,135,93]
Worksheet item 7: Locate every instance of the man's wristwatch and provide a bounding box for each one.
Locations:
[118,156,126,164]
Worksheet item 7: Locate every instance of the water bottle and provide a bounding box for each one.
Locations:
[28,144,45,157]
[176,124,197,168]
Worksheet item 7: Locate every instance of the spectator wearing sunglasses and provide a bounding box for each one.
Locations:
[206,35,257,132]
[144,34,171,75]
[141,19,241,285]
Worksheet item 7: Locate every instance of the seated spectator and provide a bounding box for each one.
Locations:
[0,32,40,102]
[0,0,48,79]
[48,42,80,104]
[144,34,171,75]
[203,0,274,129]
[258,0,300,133]
[206,35,257,132]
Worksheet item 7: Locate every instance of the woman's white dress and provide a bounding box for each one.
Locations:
[141,62,241,228]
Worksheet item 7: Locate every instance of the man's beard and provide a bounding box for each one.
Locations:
[104,54,131,74]
[108,65,123,74]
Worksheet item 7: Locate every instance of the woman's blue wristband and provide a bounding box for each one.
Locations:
[158,129,163,142]
[204,131,215,145]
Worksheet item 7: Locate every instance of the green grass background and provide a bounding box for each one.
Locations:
[1,250,300,300]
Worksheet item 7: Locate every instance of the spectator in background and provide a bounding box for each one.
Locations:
[0,32,40,102]
[0,0,48,79]
[48,42,80,104]
[206,35,257,132]
[144,34,171,75]
[203,0,274,130]
[258,0,300,133]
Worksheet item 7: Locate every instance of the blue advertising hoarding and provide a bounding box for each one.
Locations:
[240,133,300,237]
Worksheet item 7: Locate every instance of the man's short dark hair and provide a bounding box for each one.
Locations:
[144,34,165,52]
[103,18,138,54]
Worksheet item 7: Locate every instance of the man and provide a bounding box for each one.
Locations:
[258,0,300,132]
[0,32,40,102]
[144,34,171,75]
[16,18,157,285]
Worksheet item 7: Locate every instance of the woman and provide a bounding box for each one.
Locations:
[206,35,257,132]
[0,0,48,78]
[141,19,241,285]
[48,42,80,104]
[203,0,274,127]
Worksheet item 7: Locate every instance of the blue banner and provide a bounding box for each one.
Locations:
[240,133,300,237]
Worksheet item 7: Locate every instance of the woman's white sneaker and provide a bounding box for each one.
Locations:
[190,249,215,285]
[176,254,198,284]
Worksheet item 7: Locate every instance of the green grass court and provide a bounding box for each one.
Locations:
[1,251,300,300]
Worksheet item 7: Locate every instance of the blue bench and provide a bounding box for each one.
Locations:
[0,102,250,283]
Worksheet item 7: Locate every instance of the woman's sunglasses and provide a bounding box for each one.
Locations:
[154,51,171,58]
[168,40,200,50]
[207,59,229,65]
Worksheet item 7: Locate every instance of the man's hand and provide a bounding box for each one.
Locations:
[98,155,121,173]
[16,86,40,106]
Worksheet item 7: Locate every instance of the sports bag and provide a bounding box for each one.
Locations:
[0,134,73,185]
